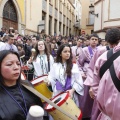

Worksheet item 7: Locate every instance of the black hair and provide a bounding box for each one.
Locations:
[78,37,84,41]
[0,50,21,84]
[105,28,120,45]
[56,44,73,77]
[89,33,99,39]
[32,35,40,41]
[8,34,14,38]
[34,40,50,61]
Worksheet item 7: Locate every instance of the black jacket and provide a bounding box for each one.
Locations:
[24,44,32,61]
[0,81,43,120]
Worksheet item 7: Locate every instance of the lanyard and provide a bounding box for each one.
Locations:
[88,46,93,58]
[88,46,97,59]
[1,84,28,117]
[38,55,48,75]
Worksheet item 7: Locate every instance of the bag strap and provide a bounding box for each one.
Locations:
[99,49,114,78]
[22,83,78,120]
[106,46,110,50]
[109,63,120,92]
[100,49,120,92]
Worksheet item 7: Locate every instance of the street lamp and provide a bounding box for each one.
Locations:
[89,4,98,17]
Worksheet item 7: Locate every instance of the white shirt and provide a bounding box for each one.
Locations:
[0,41,5,48]
[0,43,18,52]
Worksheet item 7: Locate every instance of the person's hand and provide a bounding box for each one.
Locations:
[89,87,95,99]
[44,77,50,86]
[81,73,87,80]
[28,57,33,64]
[67,88,75,99]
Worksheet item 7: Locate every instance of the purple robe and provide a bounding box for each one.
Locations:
[78,46,98,118]
[77,46,97,73]
[84,46,107,86]
[93,43,120,120]
[84,46,107,120]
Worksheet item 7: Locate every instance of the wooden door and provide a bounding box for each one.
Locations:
[3,0,18,30]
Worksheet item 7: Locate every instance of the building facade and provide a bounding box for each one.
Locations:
[39,0,76,36]
[0,0,77,36]
[94,0,120,39]
[73,0,82,35]
[0,0,25,35]
[80,0,95,35]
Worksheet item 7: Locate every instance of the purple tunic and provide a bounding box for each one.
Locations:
[93,43,120,120]
[84,46,107,120]
[78,46,98,118]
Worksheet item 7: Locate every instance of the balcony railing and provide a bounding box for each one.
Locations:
[74,21,81,29]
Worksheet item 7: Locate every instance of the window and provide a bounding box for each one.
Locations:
[42,12,46,20]
[3,0,17,22]
[109,0,120,19]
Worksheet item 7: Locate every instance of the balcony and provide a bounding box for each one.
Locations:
[74,21,80,29]
[42,0,47,12]
[86,18,94,26]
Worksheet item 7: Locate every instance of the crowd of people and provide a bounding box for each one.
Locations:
[0,26,119,120]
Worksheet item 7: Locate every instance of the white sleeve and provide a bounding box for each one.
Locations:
[50,55,54,69]
[72,64,84,95]
[48,63,56,89]
[14,46,18,52]
[0,44,5,51]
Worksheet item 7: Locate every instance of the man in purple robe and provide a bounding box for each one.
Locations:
[92,28,120,120]
[84,46,109,120]
[77,33,99,120]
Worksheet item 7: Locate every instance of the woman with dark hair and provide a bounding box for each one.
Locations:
[27,40,54,78]
[47,44,84,106]
[0,50,43,120]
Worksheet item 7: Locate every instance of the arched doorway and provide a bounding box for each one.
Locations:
[3,0,18,30]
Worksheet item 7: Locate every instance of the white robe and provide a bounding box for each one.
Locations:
[27,54,54,78]
[48,62,84,106]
